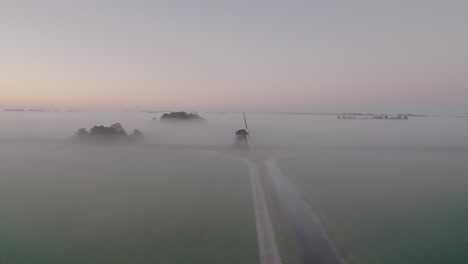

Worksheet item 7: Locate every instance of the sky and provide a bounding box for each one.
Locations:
[1,0,467,114]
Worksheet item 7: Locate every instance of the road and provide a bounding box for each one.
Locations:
[232,156,282,264]
[265,158,346,264]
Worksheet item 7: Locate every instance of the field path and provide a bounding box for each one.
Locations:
[265,158,346,264]
[197,151,281,264]
[234,157,282,264]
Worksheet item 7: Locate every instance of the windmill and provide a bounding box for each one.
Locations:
[232,112,251,151]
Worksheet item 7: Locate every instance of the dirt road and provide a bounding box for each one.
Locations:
[265,158,346,264]
[236,157,282,264]
[198,151,281,264]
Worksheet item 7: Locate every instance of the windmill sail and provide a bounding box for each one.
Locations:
[243,112,248,131]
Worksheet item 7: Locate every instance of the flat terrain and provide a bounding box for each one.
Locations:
[277,147,468,264]
[0,141,258,264]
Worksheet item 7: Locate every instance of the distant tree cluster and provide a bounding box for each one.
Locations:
[337,114,409,120]
[73,123,143,142]
[160,112,206,122]
[89,123,127,136]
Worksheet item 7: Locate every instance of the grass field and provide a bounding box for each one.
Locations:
[0,141,258,264]
[277,147,468,264]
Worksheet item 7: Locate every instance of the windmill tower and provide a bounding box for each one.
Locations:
[232,113,251,151]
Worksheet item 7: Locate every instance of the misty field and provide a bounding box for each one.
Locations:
[0,141,258,264]
[278,147,468,264]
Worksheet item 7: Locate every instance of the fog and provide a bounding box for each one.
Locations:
[2,111,468,147]
[0,111,467,264]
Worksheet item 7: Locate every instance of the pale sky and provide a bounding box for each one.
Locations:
[1,0,467,114]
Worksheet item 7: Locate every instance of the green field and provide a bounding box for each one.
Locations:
[0,141,258,264]
[278,147,468,264]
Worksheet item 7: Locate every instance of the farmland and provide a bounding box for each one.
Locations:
[277,147,468,264]
[0,141,258,264]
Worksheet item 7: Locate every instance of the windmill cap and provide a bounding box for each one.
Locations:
[236,129,249,135]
